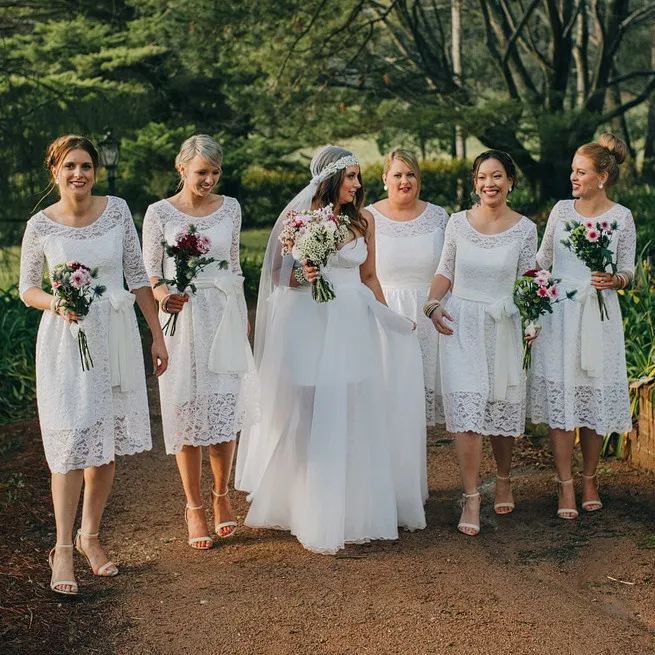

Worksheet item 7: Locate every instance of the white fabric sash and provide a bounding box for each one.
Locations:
[576,282,603,378]
[107,289,138,392]
[195,273,248,374]
[452,287,521,401]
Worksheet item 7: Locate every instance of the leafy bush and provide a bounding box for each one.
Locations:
[0,287,40,424]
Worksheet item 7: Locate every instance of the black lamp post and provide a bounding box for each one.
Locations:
[98,129,120,196]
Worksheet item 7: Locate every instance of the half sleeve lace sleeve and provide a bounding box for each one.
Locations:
[121,200,150,290]
[616,208,637,282]
[435,215,457,281]
[19,221,46,304]
[536,204,558,270]
[517,220,538,278]
[142,204,164,280]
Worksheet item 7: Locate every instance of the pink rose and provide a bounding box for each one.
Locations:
[586,229,599,242]
[196,235,211,254]
[537,287,548,297]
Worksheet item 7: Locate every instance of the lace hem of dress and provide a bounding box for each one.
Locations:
[527,376,632,434]
[442,391,525,437]
[163,392,243,454]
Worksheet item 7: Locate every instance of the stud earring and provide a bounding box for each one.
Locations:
[383,184,388,191]
[598,182,604,189]
[508,186,513,193]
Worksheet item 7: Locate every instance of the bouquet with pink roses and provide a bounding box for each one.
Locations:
[278,203,351,303]
[51,261,106,370]
[560,218,618,320]
[513,269,576,370]
[155,224,225,335]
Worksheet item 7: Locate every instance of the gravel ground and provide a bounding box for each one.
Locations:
[3,377,655,655]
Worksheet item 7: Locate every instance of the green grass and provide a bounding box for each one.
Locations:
[240,228,270,260]
[0,246,20,292]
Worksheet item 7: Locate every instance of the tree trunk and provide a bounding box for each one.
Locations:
[644,23,655,185]
[451,0,465,160]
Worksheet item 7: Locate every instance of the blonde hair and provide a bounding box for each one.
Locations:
[576,133,627,188]
[175,134,223,182]
[383,149,421,192]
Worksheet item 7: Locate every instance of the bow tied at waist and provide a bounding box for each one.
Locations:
[452,287,521,402]
[106,289,138,392]
[194,274,248,374]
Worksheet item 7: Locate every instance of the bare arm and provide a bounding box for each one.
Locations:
[358,209,386,305]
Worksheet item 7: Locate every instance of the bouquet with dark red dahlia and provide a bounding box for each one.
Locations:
[155,224,226,335]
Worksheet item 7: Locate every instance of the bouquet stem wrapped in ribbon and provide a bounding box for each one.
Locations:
[513,269,576,370]
[278,203,351,303]
[51,261,106,371]
[155,224,225,336]
[560,218,618,320]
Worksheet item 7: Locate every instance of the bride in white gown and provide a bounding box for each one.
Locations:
[236,146,427,554]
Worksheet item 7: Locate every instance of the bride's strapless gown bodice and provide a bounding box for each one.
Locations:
[323,237,367,288]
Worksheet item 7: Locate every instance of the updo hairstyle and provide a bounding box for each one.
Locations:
[575,133,627,188]
[471,150,518,191]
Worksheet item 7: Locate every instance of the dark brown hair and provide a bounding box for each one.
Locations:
[576,133,627,188]
[314,164,368,239]
[471,150,518,190]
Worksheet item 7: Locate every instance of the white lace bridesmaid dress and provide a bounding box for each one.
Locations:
[437,211,537,436]
[19,196,152,474]
[526,200,636,434]
[142,197,257,454]
[369,202,449,426]
[242,237,427,554]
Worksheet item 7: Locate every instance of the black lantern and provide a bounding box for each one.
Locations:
[98,129,120,196]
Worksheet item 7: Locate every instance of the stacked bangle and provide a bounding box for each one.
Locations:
[613,272,630,290]
[423,299,441,318]
[160,293,173,313]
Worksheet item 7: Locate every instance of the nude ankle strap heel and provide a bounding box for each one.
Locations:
[49,544,78,595]
[211,488,237,539]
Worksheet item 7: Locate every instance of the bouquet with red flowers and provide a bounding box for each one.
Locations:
[560,218,618,320]
[155,224,225,335]
[51,261,106,370]
[513,269,576,370]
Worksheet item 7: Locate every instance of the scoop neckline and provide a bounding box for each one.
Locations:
[463,210,526,237]
[39,196,111,229]
[369,202,430,224]
[571,199,619,220]
[163,196,226,219]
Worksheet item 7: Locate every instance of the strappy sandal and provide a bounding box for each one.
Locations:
[75,530,119,576]
[212,487,237,538]
[556,478,579,519]
[494,474,515,515]
[457,491,481,536]
[581,473,603,512]
[48,544,78,595]
[184,505,214,549]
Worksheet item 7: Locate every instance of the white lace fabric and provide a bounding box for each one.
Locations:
[142,197,257,453]
[370,203,449,425]
[436,211,538,436]
[18,196,152,473]
[527,200,635,434]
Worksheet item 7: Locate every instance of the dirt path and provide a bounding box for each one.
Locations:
[4,376,655,654]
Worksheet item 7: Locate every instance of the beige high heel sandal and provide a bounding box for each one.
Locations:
[212,487,237,538]
[184,505,214,549]
[48,544,79,595]
[457,491,481,536]
[556,478,579,519]
[581,473,603,512]
[75,530,119,576]
[494,474,515,515]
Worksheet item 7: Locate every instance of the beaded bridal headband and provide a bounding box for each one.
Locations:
[311,155,360,185]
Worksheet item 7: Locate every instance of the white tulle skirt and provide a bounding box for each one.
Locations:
[236,282,426,554]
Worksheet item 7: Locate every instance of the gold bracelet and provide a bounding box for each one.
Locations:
[160,293,173,313]
[423,300,441,318]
